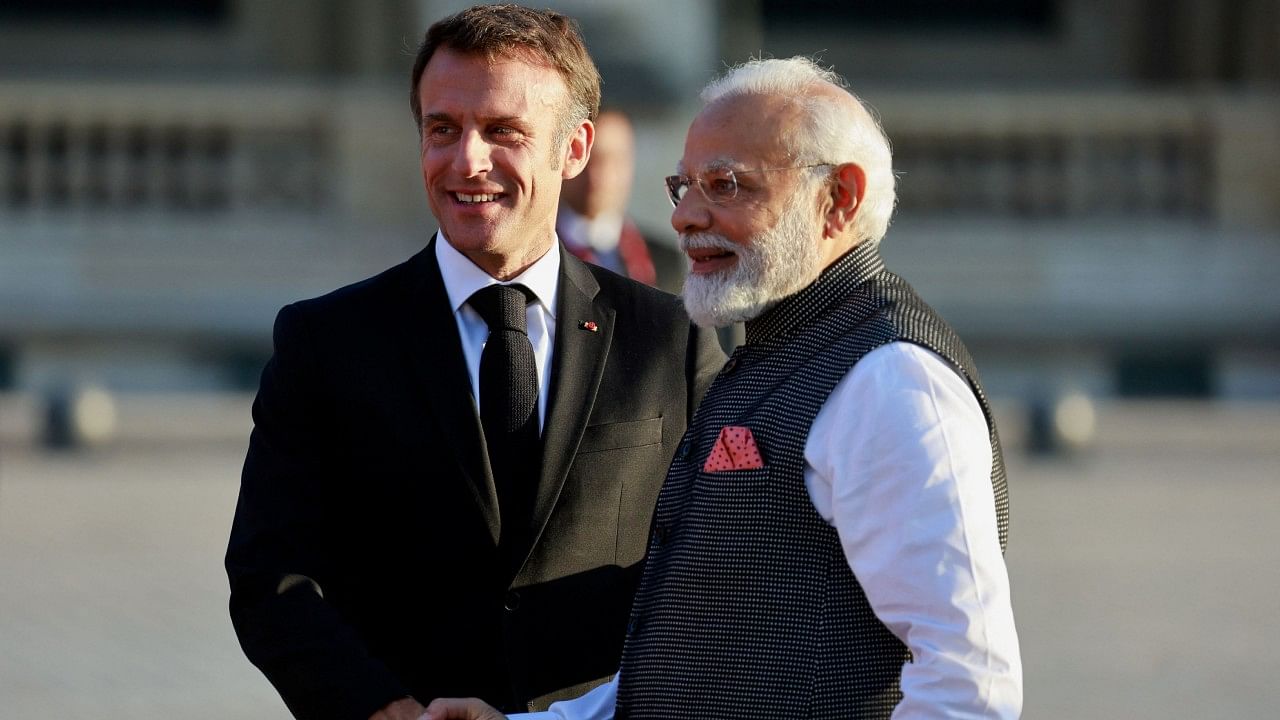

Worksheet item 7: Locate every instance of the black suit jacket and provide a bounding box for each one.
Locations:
[226,240,724,719]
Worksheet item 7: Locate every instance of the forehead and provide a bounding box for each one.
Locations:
[681,94,801,170]
[418,48,568,119]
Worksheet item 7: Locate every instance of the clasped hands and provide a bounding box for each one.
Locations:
[421,697,508,720]
[371,695,506,720]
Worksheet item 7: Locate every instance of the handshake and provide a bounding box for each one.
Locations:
[375,697,506,720]
[421,698,507,720]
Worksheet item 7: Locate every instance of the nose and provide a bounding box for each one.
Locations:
[452,129,493,178]
[670,189,711,235]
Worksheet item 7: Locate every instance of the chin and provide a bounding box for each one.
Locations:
[682,272,777,328]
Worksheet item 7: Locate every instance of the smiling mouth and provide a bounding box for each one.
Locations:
[453,192,503,204]
[685,246,738,275]
[687,247,735,262]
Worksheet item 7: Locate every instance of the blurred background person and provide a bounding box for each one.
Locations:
[557,109,685,292]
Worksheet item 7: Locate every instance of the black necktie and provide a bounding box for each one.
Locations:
[469,283,541,551]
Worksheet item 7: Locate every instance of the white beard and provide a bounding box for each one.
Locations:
[680,198,824,328]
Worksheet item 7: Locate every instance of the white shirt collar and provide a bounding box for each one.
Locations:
[435,230,561,318]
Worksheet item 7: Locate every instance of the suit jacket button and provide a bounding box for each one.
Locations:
[722,356,738,373]
[504,590,521,612]
[676,440,692,461]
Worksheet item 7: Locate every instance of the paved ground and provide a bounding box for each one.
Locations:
[1,398,1277,719]
[0,440,288,719]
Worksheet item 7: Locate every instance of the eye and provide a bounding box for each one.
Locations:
[424,124,457,140]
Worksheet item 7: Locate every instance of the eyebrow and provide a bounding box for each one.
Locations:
[422,112,453,126]
[421,111,529,128]
[676,156,742,175]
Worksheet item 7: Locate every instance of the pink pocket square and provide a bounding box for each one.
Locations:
[703,426,765,472]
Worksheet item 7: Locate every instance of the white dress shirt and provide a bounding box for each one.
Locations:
[435,232,560,429]
[517,342,1023,719]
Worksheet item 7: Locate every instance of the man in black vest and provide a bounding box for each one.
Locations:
[428,56,1021,720]
[225,6,724,720]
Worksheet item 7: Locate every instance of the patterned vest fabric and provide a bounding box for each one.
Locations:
[615,241,1009,719]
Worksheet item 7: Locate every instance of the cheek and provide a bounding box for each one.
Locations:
[420,150,450,185]
[718,220,755,247]
[738,208,780,239]
[487,148,518,177]
[507,155,550,191]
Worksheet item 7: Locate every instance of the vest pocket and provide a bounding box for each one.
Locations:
[689,465,774,526]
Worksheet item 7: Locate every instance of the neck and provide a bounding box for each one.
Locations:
[744,241,884,345]
[466,238,555,281]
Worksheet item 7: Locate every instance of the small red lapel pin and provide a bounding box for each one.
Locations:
[580,320,598,332]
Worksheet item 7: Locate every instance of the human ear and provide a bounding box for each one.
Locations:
[561,119,594,179]
[824,162,866,237]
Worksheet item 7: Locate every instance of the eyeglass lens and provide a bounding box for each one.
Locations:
[666,168,739,206]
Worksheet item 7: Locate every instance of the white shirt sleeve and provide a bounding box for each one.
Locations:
[509,673,617,720]
[805,342,1022,719]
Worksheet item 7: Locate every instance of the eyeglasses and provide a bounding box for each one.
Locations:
[664,163,833,207]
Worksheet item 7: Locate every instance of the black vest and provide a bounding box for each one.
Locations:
[616,242,1009,719]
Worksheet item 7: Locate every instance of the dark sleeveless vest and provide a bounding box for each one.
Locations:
[615,241,1009,719]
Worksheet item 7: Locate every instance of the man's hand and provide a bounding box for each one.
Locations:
[423,697,507,720]
[370,696,428,720]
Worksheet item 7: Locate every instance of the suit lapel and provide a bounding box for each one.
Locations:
[512,251,614,576]
[400,239,500,546]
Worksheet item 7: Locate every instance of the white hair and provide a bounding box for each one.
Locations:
[700,57,897,246]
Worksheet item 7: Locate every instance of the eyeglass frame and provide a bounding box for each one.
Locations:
[664,163,835,207]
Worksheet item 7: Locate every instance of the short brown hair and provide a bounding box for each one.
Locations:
[409,4,601,137]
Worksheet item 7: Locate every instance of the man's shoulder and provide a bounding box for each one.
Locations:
[632,225,687,294]
[583,258,684,315]
[588,261,674,300]
[286,248,427,319]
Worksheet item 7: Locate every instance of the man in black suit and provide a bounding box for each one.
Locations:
[224,6,724,720]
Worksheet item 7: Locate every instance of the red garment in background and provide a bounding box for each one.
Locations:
[562,218,657,287]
